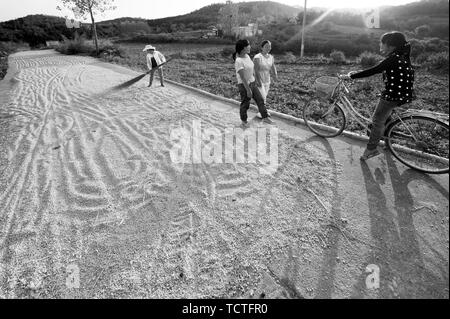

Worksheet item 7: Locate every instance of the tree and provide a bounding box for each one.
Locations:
[57,0,116,56]
[415,24,432,38]
[119,22,150,36]
[218,1,239,36]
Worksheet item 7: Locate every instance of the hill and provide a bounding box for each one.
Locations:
[89,0,450,41]
[0,15,78,46]
[96,2,301,35]
[381,0,449,37]
[0,0,448,48]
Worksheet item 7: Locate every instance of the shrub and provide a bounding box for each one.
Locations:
[55,34,92,55]
[415,25,431,38]
[329,50,346,64]
[221,47,234,58]
[424,37,449,53]
[117,34,233,45]
[284,51,297,64]
[425,52,449,72]
[0,42,19,54]
[405,31,416,39]
[315,54,328,63]
[282,37,377,57]
[414,53,430,65]
[0,42,24,80]
[59,41,92,55]
[359,51,382,67]
[409,38,426,58]
[56,35,124,58]
[0,55,7,80]
[195,52,207,60]
[97,42,124,58]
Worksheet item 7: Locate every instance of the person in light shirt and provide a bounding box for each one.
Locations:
[253,40,278,118]
[143,45,166,87]
[233,39,274,126]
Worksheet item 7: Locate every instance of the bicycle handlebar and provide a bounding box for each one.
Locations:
[335,74,351,95]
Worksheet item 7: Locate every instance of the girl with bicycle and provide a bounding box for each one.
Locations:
[340,31,415,160]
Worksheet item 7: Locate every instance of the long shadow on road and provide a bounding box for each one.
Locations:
[312,137,342,299]
[263,135,341,299]
[351,153,449,298]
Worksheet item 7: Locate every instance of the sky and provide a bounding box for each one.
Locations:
[0,0,420,23]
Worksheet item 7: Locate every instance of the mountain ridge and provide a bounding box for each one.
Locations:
[0,0,448,46]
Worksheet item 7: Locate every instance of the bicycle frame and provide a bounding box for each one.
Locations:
[312,77,449,142]
[329,79,411,141]
[306,77,449,173]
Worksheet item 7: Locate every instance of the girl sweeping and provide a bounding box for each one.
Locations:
[143,45,166,87]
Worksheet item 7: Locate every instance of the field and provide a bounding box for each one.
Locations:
[102,42,449,134]
[4,40,447,133]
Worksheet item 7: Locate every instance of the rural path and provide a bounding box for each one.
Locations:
[0,50,448,299]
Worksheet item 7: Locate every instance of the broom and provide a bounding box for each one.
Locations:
[111,58,173,91]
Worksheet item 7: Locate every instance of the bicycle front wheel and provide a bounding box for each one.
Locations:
[303,99,346,138]
[386,115,449,174]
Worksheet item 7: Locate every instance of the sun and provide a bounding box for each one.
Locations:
[320,0,385,8]
[282,0,416,9]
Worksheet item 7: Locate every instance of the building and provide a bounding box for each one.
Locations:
[232,23,260,39]
[201,27,219,39]
[206,27,218,37]
[46,41,60,47]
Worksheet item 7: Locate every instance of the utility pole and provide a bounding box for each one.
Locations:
[300,0,307,58]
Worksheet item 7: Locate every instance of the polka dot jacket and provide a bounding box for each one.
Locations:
[350,51,415,105]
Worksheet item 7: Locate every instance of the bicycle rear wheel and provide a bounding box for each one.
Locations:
[303,99,346,138]
[386,115,449,174]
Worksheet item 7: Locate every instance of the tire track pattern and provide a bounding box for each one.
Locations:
[0,52,339,298]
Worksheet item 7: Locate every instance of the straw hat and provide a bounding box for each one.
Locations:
[143,45,156,52]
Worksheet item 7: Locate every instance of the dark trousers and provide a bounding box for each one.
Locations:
[367,99,399,150]
[149,67,164,85]
[238,82,268,122]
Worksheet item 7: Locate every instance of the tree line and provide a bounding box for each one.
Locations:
[0,0,448,48]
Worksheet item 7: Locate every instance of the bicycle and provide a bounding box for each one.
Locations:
[302,76,449,175]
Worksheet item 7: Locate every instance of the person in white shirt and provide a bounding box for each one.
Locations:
[253,40,278,118]
[143,45,166,87]
[233,39,274,126]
